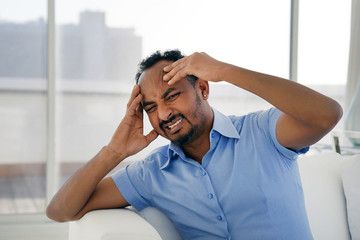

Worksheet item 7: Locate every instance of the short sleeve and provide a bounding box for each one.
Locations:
[112,160,151,211]
[261,108,309,160]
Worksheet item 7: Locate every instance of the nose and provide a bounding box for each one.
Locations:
[158,104,172,121]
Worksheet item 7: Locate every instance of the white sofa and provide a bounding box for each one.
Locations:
[69,152,360,240]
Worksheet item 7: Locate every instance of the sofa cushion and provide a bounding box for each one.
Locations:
[138,207,182,240]
[341,155,360,240]
[298,152,351,240]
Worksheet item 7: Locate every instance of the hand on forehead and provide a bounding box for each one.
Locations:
[138,60,190,99]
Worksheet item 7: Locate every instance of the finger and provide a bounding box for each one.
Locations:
[163,57,185,73]
[127,85,140,109]
[167,69,189,85]
[136,101,143,119]
[163,57,189,82]
[128,93,143,115]
[163,62,184,81]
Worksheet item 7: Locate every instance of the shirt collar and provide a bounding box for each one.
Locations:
[211,108,240,139]
[160,108,240,169]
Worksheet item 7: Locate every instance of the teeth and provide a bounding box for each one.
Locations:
[168,119,182,129]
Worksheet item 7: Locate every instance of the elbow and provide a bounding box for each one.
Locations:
[329,101,343,127]
[46,205,64,222]
[321,100,343,131]
[46,203,71,223]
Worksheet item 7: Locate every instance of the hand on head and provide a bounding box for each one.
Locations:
[107,85,158,159]
[163,52,225,85]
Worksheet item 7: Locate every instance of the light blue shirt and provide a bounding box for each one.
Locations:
[112,108,313,240]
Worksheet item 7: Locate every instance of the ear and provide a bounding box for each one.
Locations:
[197,79,210,100]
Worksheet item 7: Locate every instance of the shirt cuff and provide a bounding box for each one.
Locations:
[111,166,149,211]
[269,108,309,160]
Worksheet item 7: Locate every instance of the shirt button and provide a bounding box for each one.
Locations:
[211,133,216,138]
[217,215,223,221]
[201,171,207,176]
[208,193,213,199]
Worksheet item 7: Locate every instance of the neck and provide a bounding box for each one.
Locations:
[182,140,210,164]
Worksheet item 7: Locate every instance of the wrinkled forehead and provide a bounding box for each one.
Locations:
[138,60,190,102]
[138,60,171,88]
[138,61,172,101]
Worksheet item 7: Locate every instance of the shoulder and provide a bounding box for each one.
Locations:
[229,108,279,120]
[227,108,280,130]
[117,144,170,184]
[147,144,169,157]
[133,144,170,170]
[145,145,169,162]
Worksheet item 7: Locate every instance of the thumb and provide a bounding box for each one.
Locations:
[144,129,159,145]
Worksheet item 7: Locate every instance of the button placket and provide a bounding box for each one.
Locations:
[198,166,227,228]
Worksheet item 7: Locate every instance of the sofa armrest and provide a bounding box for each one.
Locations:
[68,208,162,240]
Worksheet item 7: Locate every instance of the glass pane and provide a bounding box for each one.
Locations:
[298,0,351,145]
[0,0,47,214]
[55,0,290,184]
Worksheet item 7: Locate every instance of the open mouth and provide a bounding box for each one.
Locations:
[161,114,185,134]
[167,119,182,129]
[165,118,183,134]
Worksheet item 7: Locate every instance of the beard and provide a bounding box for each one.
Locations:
[159,113,199,146]
[172,123,199,146]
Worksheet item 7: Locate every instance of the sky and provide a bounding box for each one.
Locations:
[0,0,351,85]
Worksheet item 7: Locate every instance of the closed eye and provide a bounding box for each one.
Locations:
[166,92,180,102]
[144,105,156,113]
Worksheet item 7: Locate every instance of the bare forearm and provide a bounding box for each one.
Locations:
[46,146,125,222]
[46,85,158,222]
[220,64,343,129]
[163,52,342,150]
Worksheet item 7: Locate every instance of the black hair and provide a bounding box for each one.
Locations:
[135,49,198,86]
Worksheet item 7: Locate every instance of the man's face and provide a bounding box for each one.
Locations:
[139,60,207,146]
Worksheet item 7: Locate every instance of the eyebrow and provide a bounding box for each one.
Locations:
[142,87,178,108]
[161,88,177,99]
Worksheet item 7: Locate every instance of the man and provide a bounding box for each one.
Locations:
[47,50,343,239]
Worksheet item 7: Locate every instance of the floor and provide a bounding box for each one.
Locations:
[0,160,129,215]
[0,175,46,215]
[0,174,69,240]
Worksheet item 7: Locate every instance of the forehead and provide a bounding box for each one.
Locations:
[138,60,191,100]
[138,60,171,87]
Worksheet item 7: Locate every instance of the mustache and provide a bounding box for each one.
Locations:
[160,113,186,130]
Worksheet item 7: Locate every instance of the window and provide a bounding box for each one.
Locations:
[0,0,350,223]
[0,0,47,214]
[297,0,351,145]
[54,0,290,187]
[297,0,351,115]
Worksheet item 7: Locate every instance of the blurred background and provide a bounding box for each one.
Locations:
[0,0,359,239]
